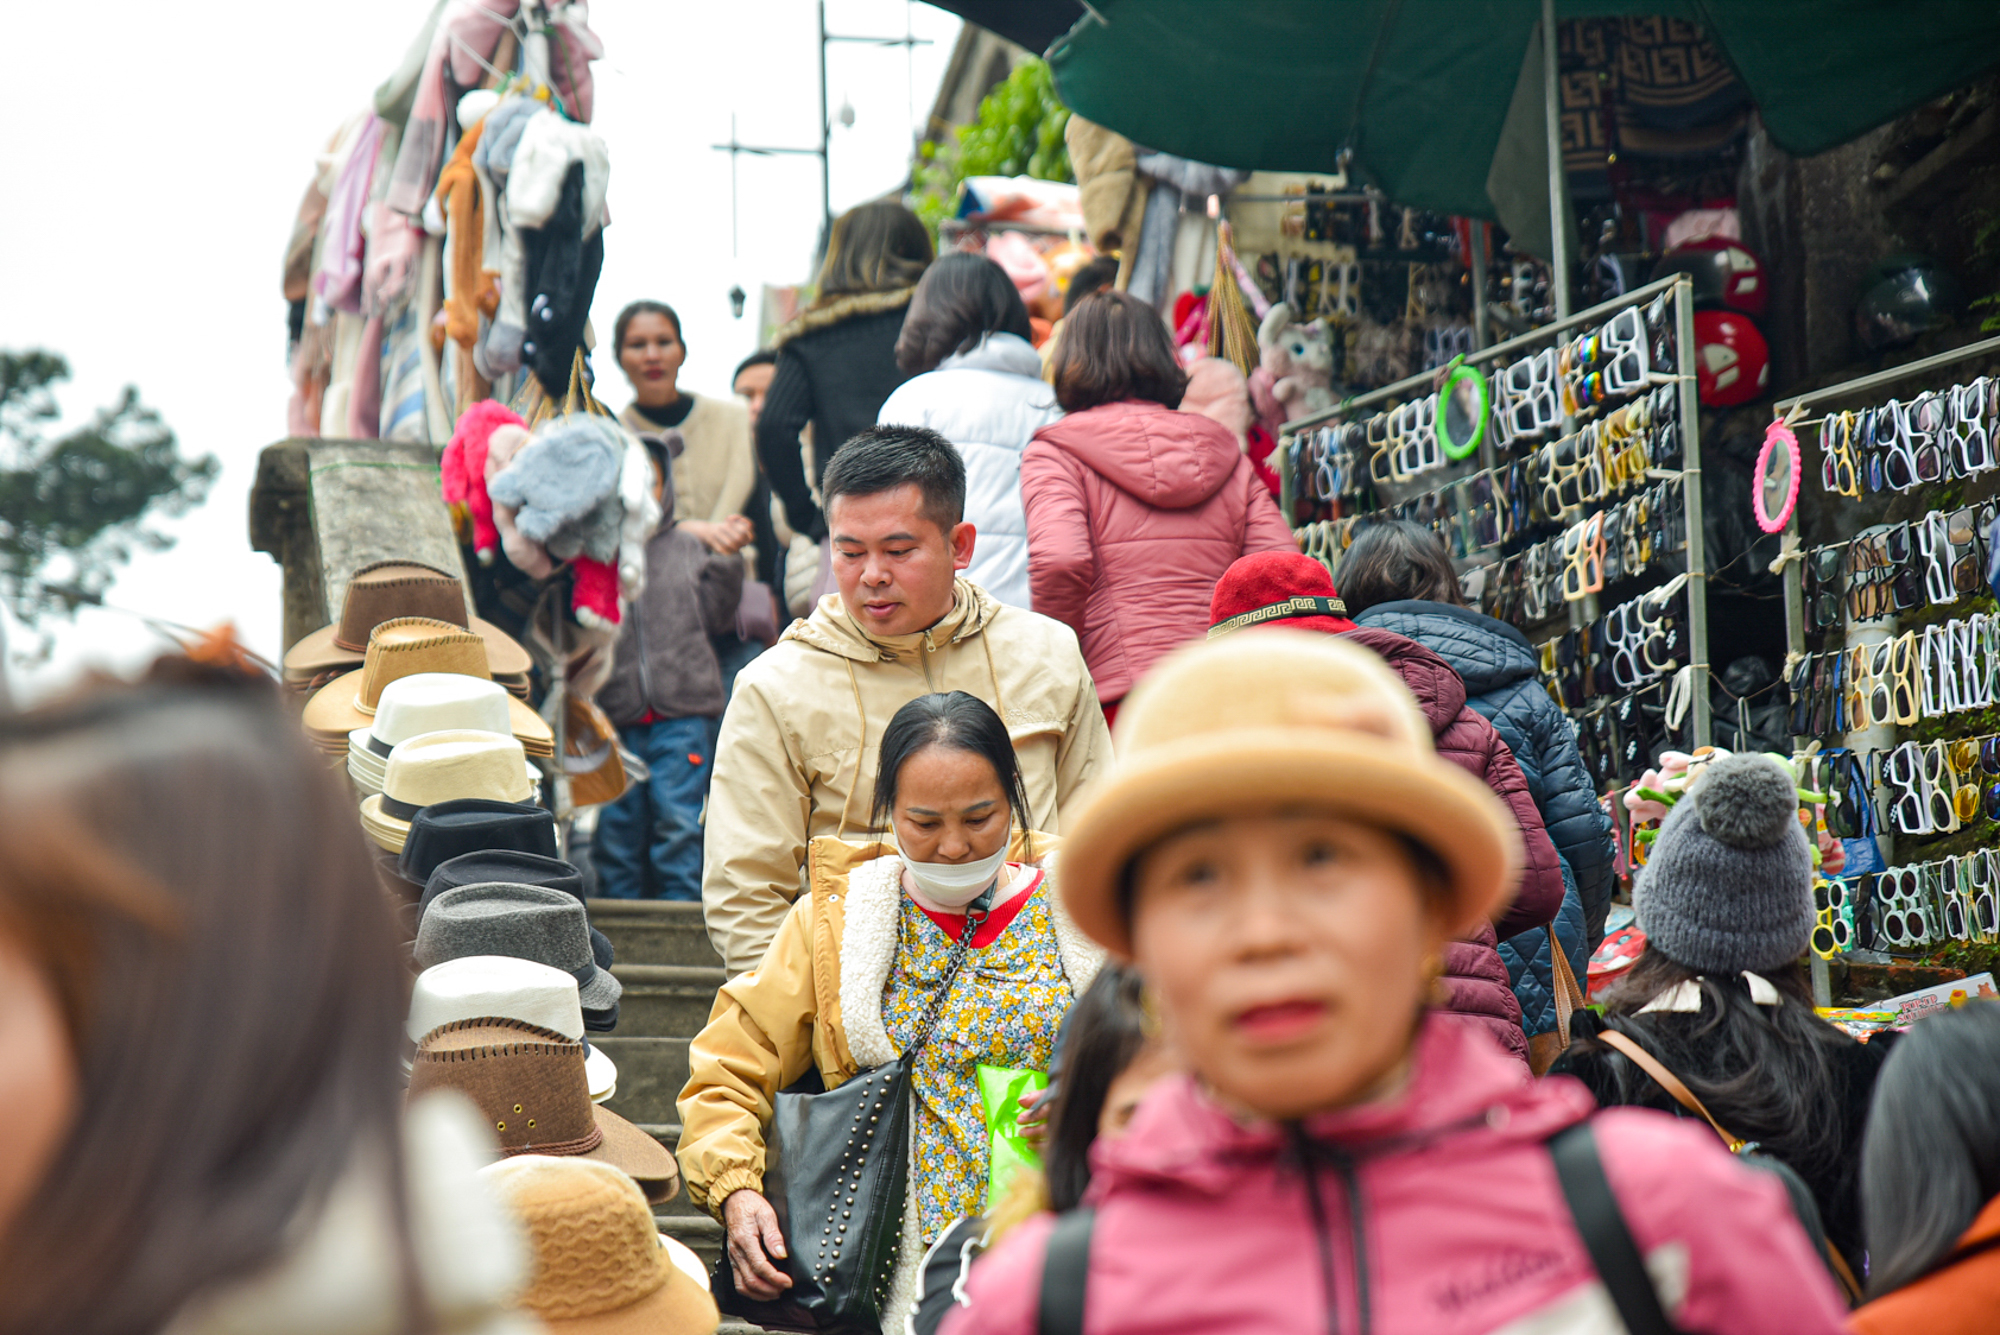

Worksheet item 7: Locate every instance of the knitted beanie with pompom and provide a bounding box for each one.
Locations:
[1633,752,1814,975]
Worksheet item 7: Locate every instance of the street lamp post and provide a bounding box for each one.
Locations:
[711,1,930,256]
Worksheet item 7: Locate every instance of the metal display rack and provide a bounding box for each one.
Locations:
[1772,332,2000,1004]
[1279,274,1714,747]
[1773,331,2000,685]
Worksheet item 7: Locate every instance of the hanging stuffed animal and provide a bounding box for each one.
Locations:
[1256,301,1334,423]
[486,413,660,630]
[441,399,526,562]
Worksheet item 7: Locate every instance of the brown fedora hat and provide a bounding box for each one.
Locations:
[302,618,552,757]
[284,559,531,680]
[407,1019,680,1204]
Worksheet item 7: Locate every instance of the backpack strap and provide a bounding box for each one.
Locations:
[1547,1123,1684,1335]
[1035,1209,1096,1335]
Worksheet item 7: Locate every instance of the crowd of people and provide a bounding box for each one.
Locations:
[3,196,1999,1335]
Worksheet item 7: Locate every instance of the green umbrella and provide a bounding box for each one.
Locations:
[1049,0,2000,250]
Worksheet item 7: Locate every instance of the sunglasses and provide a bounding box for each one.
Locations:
[1812,878,1854,958]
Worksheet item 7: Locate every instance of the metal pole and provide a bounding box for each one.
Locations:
[1541,0,1573,321]
[818,0,833,240]
[1469,221,1492,352]
[1674,276,1712,748]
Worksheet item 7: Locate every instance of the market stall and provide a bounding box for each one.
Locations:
[1277,273,1713,756]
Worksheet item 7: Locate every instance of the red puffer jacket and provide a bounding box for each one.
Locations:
[1022,399,1295,704]
[1344,626,1566,1066]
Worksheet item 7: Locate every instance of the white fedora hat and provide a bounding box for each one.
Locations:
[359,730,534,853]
[408,955,618,1104]
[354,673,515,765]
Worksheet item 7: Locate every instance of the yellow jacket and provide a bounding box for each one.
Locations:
[676,833,1100,1219]
[700,577,1113,975]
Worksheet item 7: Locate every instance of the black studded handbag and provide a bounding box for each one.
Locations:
[714,888,992,1333]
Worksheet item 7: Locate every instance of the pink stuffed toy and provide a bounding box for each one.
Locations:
[442,399,527,562]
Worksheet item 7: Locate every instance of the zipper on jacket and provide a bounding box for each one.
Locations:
[1288,1124,1372,1335]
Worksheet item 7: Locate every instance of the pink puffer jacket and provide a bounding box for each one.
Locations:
[1022,400,1294,703]
[1341,626,1565,1066]
[943,1018,1850,1335]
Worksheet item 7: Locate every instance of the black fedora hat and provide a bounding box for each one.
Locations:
[425,850,614,970]
[397,798,559,886]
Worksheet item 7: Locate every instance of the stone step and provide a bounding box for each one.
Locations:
[613,963,728,1036]
[587,898,723,969]
[596,1035,691,1127]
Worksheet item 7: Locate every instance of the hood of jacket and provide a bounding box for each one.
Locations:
[1355,599,1540,697]
[1033,399,1241,509]
[940,330,1044,379]
[782,574,997,665]
[1340,624,1468,740]
[1092,1017,1585,1200]
[770,286,915,349]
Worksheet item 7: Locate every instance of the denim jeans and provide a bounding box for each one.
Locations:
[591,715,715,901]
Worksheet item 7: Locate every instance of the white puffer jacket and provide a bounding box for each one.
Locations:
[877,332,1062,609]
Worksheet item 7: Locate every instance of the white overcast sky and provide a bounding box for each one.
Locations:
[0,0,961,701]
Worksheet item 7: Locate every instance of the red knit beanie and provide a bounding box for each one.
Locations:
[1208,552,1356,637]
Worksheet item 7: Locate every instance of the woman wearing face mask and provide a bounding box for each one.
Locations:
[944,632,1849,1335]
[677,690,1101,1331]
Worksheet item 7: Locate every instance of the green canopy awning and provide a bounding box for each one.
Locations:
[1048,1,2000,221]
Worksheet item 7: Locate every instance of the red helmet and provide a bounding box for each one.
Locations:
[1655,238,1769,318]
[1693,310,1770,407]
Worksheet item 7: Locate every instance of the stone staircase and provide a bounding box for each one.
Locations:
[587,899,756,1330]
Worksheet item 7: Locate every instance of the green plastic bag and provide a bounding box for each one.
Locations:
[976,1064,1049,1211]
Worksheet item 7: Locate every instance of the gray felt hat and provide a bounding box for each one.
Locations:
[1633,752,1815,975]
[414,882,622,1014]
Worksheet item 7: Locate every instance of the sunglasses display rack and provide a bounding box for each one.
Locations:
[1280,272,1715,750]
[1771,330,2000,971]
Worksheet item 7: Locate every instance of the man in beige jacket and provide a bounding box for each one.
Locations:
[701,425,1113,974]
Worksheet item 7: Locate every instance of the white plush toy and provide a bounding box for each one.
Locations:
[1257,301,1335,423]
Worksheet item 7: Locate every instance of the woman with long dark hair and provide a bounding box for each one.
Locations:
[679,690,1099,1332]
[1551,752,1890,1283]
[757,200,935,544]
[0,662,527,1335]
[878,253,1063,610]
[1852,1003,2000,1332]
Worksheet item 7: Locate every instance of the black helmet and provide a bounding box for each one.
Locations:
[1855,255,1967,351]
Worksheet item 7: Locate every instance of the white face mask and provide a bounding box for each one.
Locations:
[901,844,1009,908]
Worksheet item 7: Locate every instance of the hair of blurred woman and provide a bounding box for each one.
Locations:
[1063,256,1121,316]
[870,690,1032,853]
[813,200,934,304]
[1861,1003,2000,1297]
[895,252,1035,374]
[1042,965,1153,1212]
[0,664,421,1335]
[1333,519,1464,617]
[1048,290,1190,414]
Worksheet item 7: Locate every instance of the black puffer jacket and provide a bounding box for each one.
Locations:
[1358,600,1615,1037]
[755,289,917,541]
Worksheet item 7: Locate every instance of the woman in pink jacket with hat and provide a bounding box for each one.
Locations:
[941,631,1848,1335]
[1022,291,1293,722]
